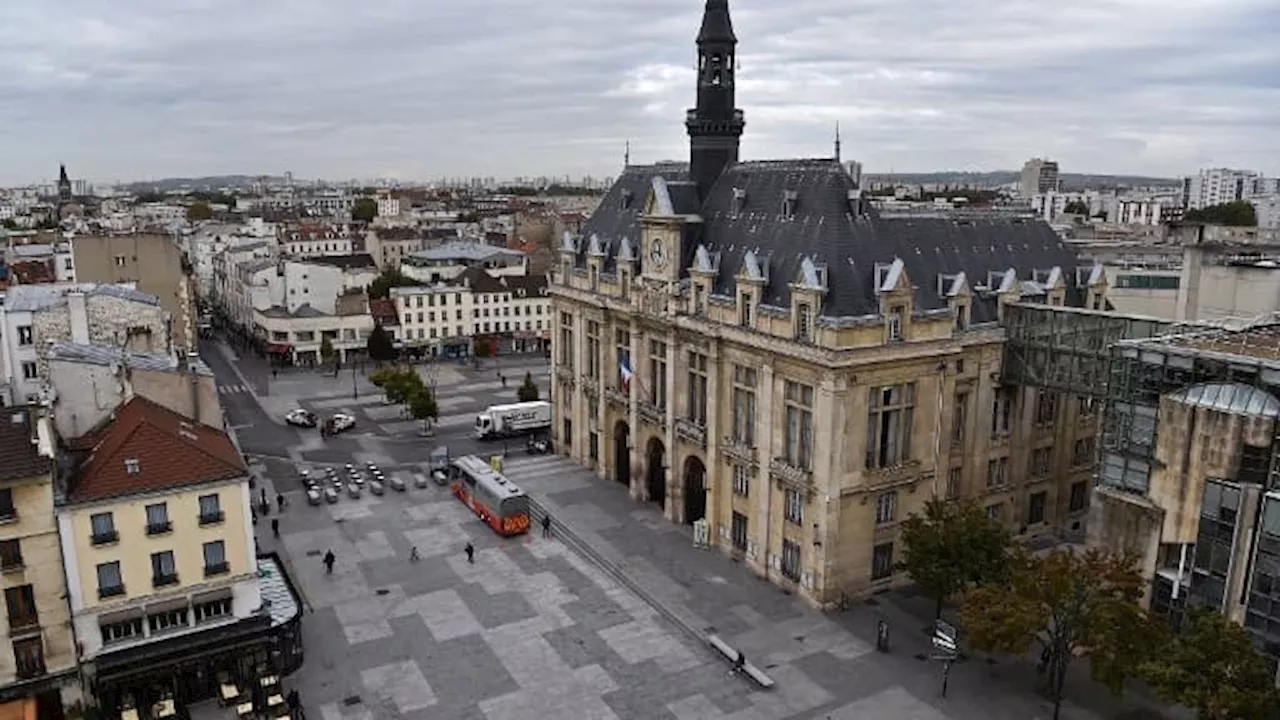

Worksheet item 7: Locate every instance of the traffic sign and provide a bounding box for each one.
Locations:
[932,619,958,658]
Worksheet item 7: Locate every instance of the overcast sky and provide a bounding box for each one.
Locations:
[2,0,1277,186]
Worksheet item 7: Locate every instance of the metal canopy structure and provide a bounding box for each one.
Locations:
[1001,303,1193,397]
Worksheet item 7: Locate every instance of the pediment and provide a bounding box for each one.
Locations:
[875,257,910,294]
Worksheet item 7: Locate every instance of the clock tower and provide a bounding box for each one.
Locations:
[686,0,744,200]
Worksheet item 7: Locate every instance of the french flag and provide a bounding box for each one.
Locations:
[619,352,633,393]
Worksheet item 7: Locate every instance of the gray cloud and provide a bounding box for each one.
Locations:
[0,0,1276,185]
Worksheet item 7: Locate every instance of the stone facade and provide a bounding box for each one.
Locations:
[550,228,1106,608]
[32,294,169,379]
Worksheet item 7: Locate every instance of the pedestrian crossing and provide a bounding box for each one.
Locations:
[217,383,254,395]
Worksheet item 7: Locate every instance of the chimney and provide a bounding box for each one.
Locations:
[67,290,89,344]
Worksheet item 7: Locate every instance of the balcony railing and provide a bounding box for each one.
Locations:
[146,521,173,536]
[152,572,179,588]
[199,511,225,526]
[98,584,126,600]
[769,456,814,491]
[674,418,706,448]
[637,401,665,427]
[204,562,229,577]
[14,653,44,680]
[91,530,119,546]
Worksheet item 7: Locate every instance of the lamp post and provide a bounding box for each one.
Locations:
[351,359,358,399]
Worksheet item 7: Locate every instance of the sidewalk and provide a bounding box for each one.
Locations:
[501,455,1184,720]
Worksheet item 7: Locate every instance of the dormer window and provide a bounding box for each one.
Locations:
[954,304,969,332]
[739,291,753,327]
[795,302,813,342]
[620,189,633,209]
[620,269,631,300]
[731,188,747,215]
[887,305,904,341]
[875,263,893,289]
[782,190,797,219]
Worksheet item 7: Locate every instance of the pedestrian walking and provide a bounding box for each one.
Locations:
[277,492,285,511]
[464,542,475,564]
[271,518,279,537]
[323,550,335,574]
[500,373,506,388]
[260,487,268,507]
[409,546,420,562]
[541,514,552,538]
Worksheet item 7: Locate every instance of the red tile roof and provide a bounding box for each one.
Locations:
[369,298,398,325]
[69,396,247,503]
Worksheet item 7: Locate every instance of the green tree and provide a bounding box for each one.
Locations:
[383,367,424,406]
[319,336,335,364]
[368,367,393,388]
[408,388,439,430]
[366,324,397,363]
[897,498,1013,620]
[1063,200,1090,215]
[352,197,378,222]
[959,549,1160,720]
[186,202,213,221]
[517,372,540,402]
[1185,200,1257,226]
[1142,607,1279,720]
[367,269,420,300]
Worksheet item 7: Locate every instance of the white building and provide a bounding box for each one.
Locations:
[389,266,550,357]
[0,284,171,404]
[376,196,401,218]
[1031,191,1095,222]
[1020,157,1059,197]
[1114,198,1176,226]
[1184,168,1260,209]
[279,224,354,258]
[1252,195,1280,230]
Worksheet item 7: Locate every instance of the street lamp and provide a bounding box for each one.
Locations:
[351,359,358,399]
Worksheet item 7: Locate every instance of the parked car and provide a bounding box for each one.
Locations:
[326,413,357,434]
[285,409,318,428]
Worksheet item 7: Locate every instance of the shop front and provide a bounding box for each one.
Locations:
[87,555,303,719]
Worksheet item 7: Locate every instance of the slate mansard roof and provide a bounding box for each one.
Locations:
[568,159,1085,323]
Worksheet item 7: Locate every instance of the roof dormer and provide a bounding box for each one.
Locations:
[790,257,828,344]
[875,258,908,294]
[620,188,634,210]
[587,234,606,258]
[847,189,866,217]
[781,189,797,219]
[739,250,768,284]
[731,187,747,216]
[689,244,719,317]
[616,236,636,264]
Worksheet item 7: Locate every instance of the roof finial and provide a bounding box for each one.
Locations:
[834,122,842,162]
[624,140,631,167]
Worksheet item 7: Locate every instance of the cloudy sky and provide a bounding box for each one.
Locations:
[2,0,1277,185]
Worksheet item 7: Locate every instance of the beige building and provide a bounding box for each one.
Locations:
[0,407,79,714]
[69,233,197,351]
[57,396,302,713]
[1088,322,1280,668]
[550,0,1107,607]
[390,266,550,357]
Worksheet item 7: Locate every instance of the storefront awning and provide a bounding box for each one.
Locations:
[266,343,292,354]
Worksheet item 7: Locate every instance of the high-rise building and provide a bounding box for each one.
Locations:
[1019,158,1059,197]
[1184,167,1260,210]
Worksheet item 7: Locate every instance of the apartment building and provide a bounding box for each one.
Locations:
[56,397,301,714]
[363,228,427,270]
[222,255,378,366]
[1088,323,1280,666]
[278,223,354,258]
[0,284,170,405]
[1020,157,1060,197]
[390,266,550,358]
[0,408,79,714]
[68,233,197,351]
[1184,168,1260,210]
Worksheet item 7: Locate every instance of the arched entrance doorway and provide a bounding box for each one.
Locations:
[683,456,706,524]
[613,421,630,487]
[646,438,666,509]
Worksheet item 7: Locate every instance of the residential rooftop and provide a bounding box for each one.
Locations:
[48,342,211,376]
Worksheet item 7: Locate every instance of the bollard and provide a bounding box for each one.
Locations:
[876,620,890,653]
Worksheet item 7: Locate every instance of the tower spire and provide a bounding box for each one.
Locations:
[686,0,745,199]
[624,140,631,167]
[834,122,842,162]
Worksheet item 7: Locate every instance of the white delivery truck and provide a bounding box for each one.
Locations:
[474,401,553,440]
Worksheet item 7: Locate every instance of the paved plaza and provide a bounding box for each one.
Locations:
[211,339,1180,720]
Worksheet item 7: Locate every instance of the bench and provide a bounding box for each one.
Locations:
[707,634,775,689]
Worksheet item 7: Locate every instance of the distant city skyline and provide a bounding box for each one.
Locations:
[2,0,1278,185]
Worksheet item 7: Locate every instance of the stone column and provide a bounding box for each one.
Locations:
[705,339,722,543]
[754,363,776,578]
[809,376,837,600]
[664,334,679,523]
[572,309,586,462]
[628,323,643,501]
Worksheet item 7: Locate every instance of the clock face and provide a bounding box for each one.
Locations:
[650,238,667,268]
